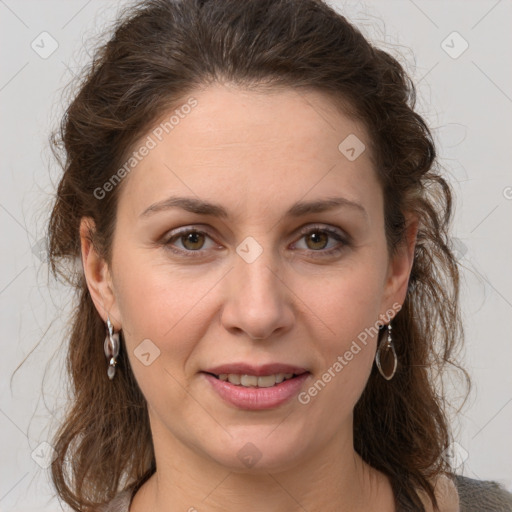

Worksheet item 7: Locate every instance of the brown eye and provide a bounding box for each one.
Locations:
[163,228,217,257]
[293,225,349,259]
[305,231,329,250]
[180,231,206,250]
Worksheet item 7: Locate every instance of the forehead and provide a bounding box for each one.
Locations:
[166,83,368,157]
[117,83,380,223]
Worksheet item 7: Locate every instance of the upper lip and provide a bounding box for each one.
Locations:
[203,363,309,376]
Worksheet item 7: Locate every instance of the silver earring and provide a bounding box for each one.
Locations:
[375,322,397,380]
[104,315,120,380]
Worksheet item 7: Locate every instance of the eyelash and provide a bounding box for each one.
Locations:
[161,224,350,260]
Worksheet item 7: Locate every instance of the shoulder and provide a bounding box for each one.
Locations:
[454,474,512,511]
[417,473,512,512]
[415,474,459,512]
[433,474,460,512]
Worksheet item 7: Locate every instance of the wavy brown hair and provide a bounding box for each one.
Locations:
[47,0,469,510]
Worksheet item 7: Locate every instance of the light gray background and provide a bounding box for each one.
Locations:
[1,0,511,510]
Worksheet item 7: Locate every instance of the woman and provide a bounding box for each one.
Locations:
[47,0,512,510]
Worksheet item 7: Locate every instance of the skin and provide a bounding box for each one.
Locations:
[80,83,427,511]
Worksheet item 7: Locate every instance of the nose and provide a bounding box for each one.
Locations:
[220,245,294,340]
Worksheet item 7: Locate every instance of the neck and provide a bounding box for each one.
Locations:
[131,414,393,512]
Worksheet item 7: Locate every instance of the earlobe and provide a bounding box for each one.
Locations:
[79,217,121,329]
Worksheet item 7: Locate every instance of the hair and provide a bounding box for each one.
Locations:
[47,0,469,510]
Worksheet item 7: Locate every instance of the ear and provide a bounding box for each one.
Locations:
[380,213,418,314]
[79,217,122,330]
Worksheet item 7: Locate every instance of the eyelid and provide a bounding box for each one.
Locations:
[291,223,349,254]
[162,223,350,257]
[295,223,347,239]
[162,226,219,256]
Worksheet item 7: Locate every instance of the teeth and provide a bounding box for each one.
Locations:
[275,373,285,384]
[240,374,258,387]
[216,373,297,387]
[227,374,240,385]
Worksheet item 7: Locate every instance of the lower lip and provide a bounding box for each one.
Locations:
[202,372,310,410]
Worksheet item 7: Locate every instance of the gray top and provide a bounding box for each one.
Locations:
[98,475,512,511]
[455,475,512,512]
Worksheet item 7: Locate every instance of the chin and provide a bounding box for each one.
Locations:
[202,429,312,474]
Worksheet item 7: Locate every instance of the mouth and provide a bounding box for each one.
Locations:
[200,363,311,410]
[203,371,308,389]
[201,370,311,410]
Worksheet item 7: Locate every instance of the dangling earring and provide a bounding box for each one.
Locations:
[375,322,397,380]
[104,315,120,380]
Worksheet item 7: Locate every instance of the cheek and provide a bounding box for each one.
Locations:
[114,248,212,334]
[113,254,223,384]
[115,265,212,420]
[298,258,386,342]
[296,261,384,399]
[299,296,379,427]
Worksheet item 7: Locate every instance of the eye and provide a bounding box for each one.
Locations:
[161,224,350,259]
[292,225,349,257]
[163,228,217,257]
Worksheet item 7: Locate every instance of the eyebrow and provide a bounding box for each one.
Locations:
[139,195,368,220]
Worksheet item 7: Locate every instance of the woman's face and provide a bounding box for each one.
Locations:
[83,84,414,473]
